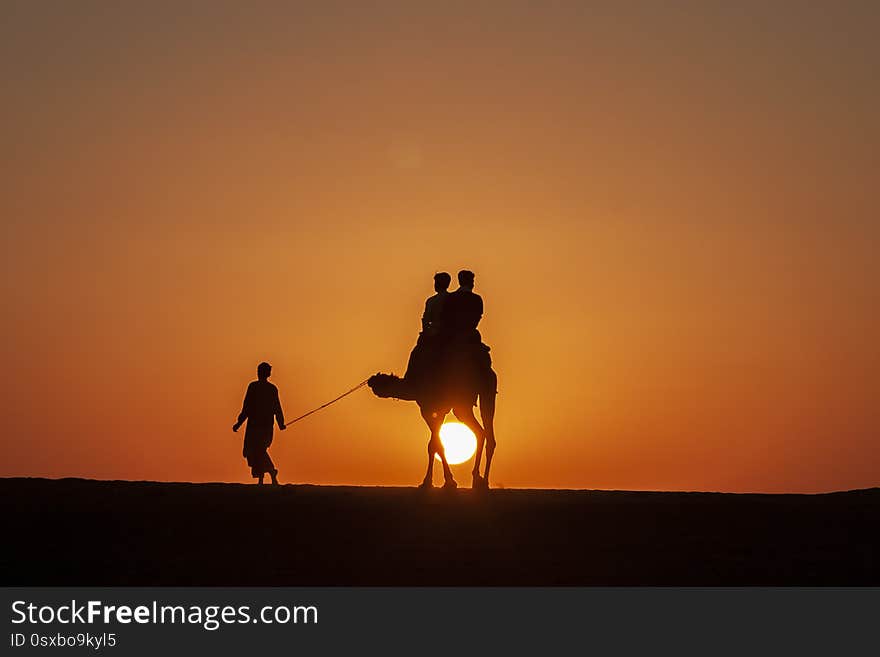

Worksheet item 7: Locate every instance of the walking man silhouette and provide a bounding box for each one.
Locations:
[233,362,286,485]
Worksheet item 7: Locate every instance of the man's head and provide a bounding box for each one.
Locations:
[457,269,475,290]
[434,271,451,293]
[257,362,272,380]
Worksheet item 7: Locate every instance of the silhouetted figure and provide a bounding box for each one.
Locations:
[443,270,483,342]
[404,272,450,390]
[441,270,493,398]
[233,362,286,485]
[422,271,451,336]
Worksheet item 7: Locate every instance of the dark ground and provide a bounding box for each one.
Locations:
[1,478,877,585]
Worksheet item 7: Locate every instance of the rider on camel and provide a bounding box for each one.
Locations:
[404,272,450,390]
[437,270,493,399]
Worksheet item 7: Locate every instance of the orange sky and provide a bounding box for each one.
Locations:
[2,2,878,492]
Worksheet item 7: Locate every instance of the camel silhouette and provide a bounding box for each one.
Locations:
[368,365,497,490]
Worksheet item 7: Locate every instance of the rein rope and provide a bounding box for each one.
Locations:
[285,377,371,426]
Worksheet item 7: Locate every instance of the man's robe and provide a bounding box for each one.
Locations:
[237,380,284,476]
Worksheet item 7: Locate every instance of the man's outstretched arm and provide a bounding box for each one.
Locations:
[274,388,286,430]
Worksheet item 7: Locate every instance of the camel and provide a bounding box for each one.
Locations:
[368,364,497,490]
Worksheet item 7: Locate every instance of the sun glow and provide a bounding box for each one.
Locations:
[435,422,477,465]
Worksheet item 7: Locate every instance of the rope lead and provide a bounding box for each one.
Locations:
[285,377,371,426]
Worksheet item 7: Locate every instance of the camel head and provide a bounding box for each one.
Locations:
[367,373,418,401]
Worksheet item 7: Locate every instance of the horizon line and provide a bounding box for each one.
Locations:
[3,476,878,497]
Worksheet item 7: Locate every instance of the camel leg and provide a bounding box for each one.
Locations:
[421,409,455,488]
[479,371,497,486]
[420,409,438,487]
[473,438,485,485]
[452,404,486,488]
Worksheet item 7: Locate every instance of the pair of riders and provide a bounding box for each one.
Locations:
[404,269,492,400]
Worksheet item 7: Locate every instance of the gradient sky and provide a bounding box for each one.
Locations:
[2,1,877,492]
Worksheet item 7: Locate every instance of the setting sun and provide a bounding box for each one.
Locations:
[436,422,477,465]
